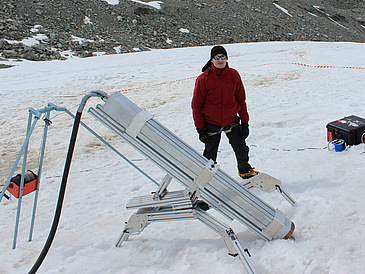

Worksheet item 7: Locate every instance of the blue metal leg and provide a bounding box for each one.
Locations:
[13,112,39,249]
[29,111,50,242]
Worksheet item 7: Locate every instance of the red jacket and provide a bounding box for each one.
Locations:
[192,64,249,129]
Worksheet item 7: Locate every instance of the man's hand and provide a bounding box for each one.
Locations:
[197,127,209,143]
[240,123,249,139]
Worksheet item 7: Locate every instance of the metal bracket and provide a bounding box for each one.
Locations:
[127,110,153,138]
[245,173,282,192]
[115,211,149,247]
[241,173,297,206]
[194,159,219,188]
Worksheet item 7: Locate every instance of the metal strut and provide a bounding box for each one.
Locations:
[240,173,297,206]
[116,186,257,274]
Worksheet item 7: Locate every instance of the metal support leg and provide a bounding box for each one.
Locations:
[195,209,257,274]
[116,211,150,247]
[29,111,51,242]
[275,185,296,206]
[115,231,131,247]
[116,191,257,274]
[230,233,257,274]
[0,116,39,203]
[12,112,39,249]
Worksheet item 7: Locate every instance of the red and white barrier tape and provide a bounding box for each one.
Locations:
[255,62,365,70]
[117,62,364,93]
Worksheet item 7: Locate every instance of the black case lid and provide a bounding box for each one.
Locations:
[327,115,365,133]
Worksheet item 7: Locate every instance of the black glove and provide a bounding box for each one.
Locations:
[197,127,209,143]
[240,123,249,139]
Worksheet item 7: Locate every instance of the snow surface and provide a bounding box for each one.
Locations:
[1,42,365,274]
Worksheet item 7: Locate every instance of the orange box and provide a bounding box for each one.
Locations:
[7,177,38,198]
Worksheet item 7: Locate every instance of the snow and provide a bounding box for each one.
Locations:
[327,17,347,29]
[30,25,43,33]
[1,41,365,274]
[130,0,163,9]
[179,28,190,34]
[102,0,120,5]
[308,12,318,17]
[83,16,93,25]
[6,33,48,47]
[273,3,293,17]
[103,0,163,7]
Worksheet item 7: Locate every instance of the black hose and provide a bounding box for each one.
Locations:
[28,111,82,274]
[28,91,107,274]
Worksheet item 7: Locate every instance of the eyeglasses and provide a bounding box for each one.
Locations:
[213,55,227,60]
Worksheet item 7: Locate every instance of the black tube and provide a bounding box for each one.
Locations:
[28,91,107,274]
[28,111,82,274]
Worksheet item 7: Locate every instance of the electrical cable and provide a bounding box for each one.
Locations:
[28,91,107,274]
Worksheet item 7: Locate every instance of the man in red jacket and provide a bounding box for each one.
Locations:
[192,45,257,179]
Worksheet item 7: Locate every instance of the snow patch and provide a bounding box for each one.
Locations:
[179,28,190,34]
[313,5,330,16]
[71,35,95,44]
[308,12,318,17]
[273,3,292,17]
[328,17,347,29]
[102,0,119,4]
[114,45,122,53]
[83,16,93,25]
[17,34,48,46]
[30,25,43,33]
[130,0,163,9]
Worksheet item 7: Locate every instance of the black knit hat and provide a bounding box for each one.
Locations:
[210,45,228,60]
[202,45,228,72]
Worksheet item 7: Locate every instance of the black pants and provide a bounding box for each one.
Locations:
[203,120,251,174]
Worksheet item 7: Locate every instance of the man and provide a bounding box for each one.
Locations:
[191,45,257,179]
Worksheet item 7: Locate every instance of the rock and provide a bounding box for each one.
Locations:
[79,51,94,58]
[3,50,18,58]
[0,63,14,68]
[20,52,40,60]
[0,39,10,49]
[0,0,364,62]
[32,43,47,53]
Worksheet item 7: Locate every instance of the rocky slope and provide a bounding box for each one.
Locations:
[0,0,364,64]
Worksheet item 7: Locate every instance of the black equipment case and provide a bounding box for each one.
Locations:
[326,115,365,146]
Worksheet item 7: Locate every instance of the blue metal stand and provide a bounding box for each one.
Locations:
[0,102,159,249]
[0,104,66,249]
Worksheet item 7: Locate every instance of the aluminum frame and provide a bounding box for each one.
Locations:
[88,92,296,273]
